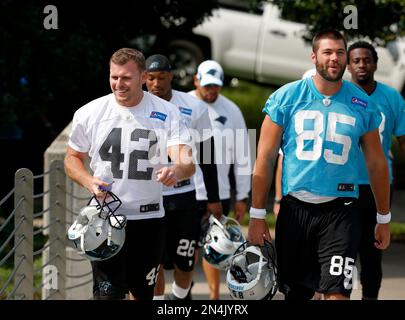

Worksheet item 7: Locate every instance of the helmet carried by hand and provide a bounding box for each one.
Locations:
[226,241,278,300]
[67,192,126,261]
[203,216,245,270]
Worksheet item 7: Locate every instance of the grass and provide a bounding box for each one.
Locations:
[221,79,276,131]
[0,229,46,300]
[0,256,43,300]
[235,211,276,229]
[390,222,405,241]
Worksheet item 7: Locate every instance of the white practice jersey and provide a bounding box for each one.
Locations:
[68,92,191,220]
[189,91,252,201]
[162,89,213,196]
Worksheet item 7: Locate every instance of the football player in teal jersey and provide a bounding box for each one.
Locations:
[348,41,405,300]
[247,30,390,300]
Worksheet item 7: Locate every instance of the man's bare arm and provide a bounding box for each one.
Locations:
[156,144,195,186]
[361,130,390,213]
[251,116,283,209]
[361,129,390,250]
[248,116,282,245]
[64,146,109,197]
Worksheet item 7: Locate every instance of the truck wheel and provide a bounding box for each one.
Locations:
[167,39,205,90]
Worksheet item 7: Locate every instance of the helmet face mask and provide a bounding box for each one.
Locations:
[67,192,127,261]
[227,241,278,300]
[93,192,125,229]
[203,216,246,270]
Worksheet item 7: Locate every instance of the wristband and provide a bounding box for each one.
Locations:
[376,211,391,224]
[274,198,281,204]
[249,207,267,219]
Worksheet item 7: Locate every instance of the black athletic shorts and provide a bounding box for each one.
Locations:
[162,191,199,272]
[197,198,231,248]
[275,195,360,299]
[91,217,166,300]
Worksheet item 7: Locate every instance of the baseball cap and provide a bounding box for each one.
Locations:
[146,54,172,72]
[197,60,224,87]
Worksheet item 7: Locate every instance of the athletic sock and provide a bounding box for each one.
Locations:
[172,281,191,299]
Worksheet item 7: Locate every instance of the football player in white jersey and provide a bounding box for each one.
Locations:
[348,41,405,300]
[190,60,252,300]
[145,54,223,300]
[248,30,390,300]
[64,48,195,300]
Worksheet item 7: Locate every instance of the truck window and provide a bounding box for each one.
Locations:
[279,7,308,24]
[219,0,264,15]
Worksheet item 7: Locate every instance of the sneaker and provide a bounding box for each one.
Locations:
[165,293,182,300]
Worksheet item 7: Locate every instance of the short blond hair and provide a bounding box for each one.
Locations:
[110,48,146,71]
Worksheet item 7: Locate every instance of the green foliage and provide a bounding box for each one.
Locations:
[266,0,405,46]
[0,257,43,300]
[390,222,405,241]
[0,0,219,135]
[221,80,276,133]
[0,230,47,299]
[0,266,12,299]
[0,0,220,182]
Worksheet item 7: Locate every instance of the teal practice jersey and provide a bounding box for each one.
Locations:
[264,78,381,198]
[357,82,405,184]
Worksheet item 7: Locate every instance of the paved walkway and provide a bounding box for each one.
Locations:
[164,228,405,300]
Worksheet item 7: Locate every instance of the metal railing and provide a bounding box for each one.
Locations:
[0,157,93,300]
[0,122,93,300]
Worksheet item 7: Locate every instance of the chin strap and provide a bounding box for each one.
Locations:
[107,225,112,246]
[80,233,86,255]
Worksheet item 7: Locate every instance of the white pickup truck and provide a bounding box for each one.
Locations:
[168,0,405,94]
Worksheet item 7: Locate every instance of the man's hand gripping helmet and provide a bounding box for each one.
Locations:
[226,240,278,300]
[67,192,126,261]
[203,216,246,270]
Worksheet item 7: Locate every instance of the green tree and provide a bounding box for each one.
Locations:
[0,0,218,196]
[0,0,218,129]
[266,0,404,45]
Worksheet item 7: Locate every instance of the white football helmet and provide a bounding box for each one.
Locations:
[203,216,246,270]
[67,192,127,261]
[226,241,278,300]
